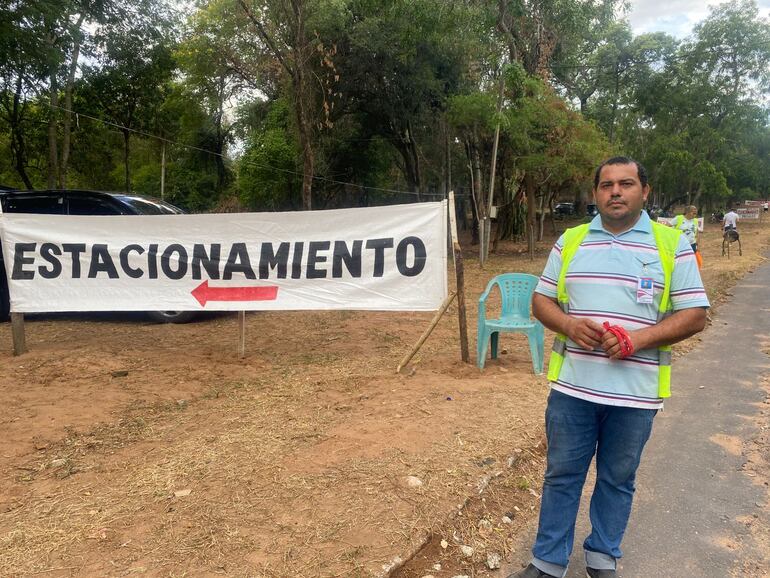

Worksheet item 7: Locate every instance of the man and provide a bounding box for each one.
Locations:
[723,206,739,231]
[510,157,708,578]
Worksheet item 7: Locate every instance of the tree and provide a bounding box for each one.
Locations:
[447,91,498,244]
[0,1,50,187]
[82,24,176,192]
[238,98,299,209]
[232,0,338,210]
[616,0,770,210]
[35,0,114,187]
[177,5,245,194]
[549,0,625,114]
[504,76,608,242]
[335,0,482,197]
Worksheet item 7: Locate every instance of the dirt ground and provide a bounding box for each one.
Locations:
[0,217,767,577]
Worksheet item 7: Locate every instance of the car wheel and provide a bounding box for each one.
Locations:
[146,310,197,324]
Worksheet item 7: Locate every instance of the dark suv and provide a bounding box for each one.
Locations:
[553,202,576,216]
[0,189,195,323]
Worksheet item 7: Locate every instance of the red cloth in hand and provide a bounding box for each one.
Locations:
[602,321,635,359]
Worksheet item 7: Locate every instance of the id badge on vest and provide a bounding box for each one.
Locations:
[637,277,654,304]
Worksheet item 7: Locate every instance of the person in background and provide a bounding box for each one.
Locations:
[674,205,701,268]
[509,156,708,578]
[723,206,739,231]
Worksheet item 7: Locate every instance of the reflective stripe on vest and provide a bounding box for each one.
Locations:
[547,221,682,398]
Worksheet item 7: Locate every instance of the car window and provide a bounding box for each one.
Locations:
[67,196,126,215]
[2,194,66,214]
[116,195,183,215]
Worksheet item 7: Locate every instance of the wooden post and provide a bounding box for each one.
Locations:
[449,191,470,363]
[238,311,246,358]
[397,291,457,373]
[11,312,26,356]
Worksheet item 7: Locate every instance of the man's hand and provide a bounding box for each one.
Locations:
[532,294,605,350]
[565,317,604,350]
[601,327,636,360]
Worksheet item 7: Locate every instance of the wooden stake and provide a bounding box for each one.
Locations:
[11,312,26,356]
[449,192,470,362]
[238,310,246,358]
[397,291,457,373]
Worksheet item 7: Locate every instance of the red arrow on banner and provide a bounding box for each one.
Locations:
[191,280,279,306]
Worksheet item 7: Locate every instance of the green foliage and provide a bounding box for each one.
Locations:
[447,93,498,133]
[133,160,218,212]
[505,76,609,187]
[556,0,770,209]
[0,0,768,220]
[238,99,300,210]
[504,61,527,99]
[333,0,486,192]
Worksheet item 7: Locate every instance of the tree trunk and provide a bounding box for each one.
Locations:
[468,189,479,245]
[444,120,451,197]
[407,120,422,200]
[392,124,422,199]
[465,141,479,245]
[295,90,314,210]
[491,161,506,253]
[483,72,504,264]
[123,129,132,192]
[537,190,546,242]
[472,143,484,219]
[160,142,166,200]
[60,13,86,189]
[237,0,315,209]
[214,75,227,194]
[471,142,486,262]
[215,124,226,194]
[47,60,60,189]
[10,76,33,189]
[525,174,536,259]
[496,0,520,64]
[609,60,620,144]
[291,0,313,211]
[492,202,503,252]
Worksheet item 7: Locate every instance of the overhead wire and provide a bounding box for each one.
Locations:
[46,103,453,199]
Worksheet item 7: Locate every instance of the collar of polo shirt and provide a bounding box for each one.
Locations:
[589,209,650,235]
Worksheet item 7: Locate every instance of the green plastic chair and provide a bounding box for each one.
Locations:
[477,273,544,374]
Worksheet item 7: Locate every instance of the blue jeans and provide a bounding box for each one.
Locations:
[531,390,657,577]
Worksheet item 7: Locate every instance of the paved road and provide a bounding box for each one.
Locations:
[504,261,770,577]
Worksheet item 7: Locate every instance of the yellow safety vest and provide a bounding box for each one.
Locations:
[546,221,682,398]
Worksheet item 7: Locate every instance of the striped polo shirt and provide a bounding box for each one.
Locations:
[535,211,709,409]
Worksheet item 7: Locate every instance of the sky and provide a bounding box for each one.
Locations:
[628,0,770,38]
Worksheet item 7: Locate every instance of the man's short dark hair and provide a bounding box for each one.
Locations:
[593,156,649,189]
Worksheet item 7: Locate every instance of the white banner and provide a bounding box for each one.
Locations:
[736,207,760,220]
[0,202,448,313]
